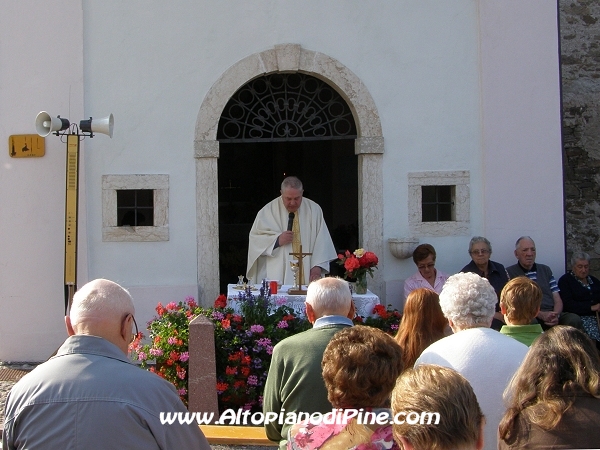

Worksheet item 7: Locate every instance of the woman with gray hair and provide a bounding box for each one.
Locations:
[557,252,600,346]
[460,236,509,330]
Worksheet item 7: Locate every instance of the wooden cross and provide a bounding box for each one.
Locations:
[288,245,312,294]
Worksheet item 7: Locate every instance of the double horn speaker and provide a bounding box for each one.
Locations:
[35,111,114,138]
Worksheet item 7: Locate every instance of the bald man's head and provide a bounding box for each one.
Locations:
[67,279,136,354]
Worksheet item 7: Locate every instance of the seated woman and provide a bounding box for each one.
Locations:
[403,244,449,300]
[287,326,403,450]
[460,236,509,330]
[498,326,600,449]
[558,251,600,346]
[394,288,449,371]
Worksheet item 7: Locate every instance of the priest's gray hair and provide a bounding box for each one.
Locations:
[70,279,135,326]
[439,272,496,329]
[281,176,303,191]
[306,277,352,318]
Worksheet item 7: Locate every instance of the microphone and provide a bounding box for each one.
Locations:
[287,212,295,231]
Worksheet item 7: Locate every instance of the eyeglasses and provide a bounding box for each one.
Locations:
[470,249,490,255]
[124,313,139,344]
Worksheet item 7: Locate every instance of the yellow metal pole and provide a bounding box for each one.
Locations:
[64,134,80,313]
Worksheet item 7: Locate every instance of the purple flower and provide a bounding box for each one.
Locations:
[266,345,274,355]
[274,297,287,306]
[168,337,178,345]
[256,337,272,348]
[247,375,259,386]
[137,352,147,361]
[390,324,399,331]
[250,324,264,333]
[252,358,263,369]
[178,388,187,395]
[179,352,189,362]
[211,311,225,320]
[276,320,288,329]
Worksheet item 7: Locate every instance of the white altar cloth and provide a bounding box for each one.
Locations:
[226,284,380,318]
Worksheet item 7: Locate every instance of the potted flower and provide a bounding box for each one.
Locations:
[337,248,379,294]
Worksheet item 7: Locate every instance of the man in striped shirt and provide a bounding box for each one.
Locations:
[506,236,582,330]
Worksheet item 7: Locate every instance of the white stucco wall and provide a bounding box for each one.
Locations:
[479,0,565,277]
[1,0,565,360]
[0,0,85,360]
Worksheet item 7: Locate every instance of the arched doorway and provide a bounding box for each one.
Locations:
[194,44,384,305]
[216,73,359,293]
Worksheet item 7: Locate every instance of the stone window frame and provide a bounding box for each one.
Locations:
[102,174,169,242]
[408,171,470,236]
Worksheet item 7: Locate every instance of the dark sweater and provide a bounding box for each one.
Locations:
[557,272,600,317]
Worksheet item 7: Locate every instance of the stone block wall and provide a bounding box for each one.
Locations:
[560,0,600,274]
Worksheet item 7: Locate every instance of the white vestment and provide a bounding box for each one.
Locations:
[246,197,337,285]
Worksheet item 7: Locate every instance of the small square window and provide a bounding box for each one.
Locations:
[409,171,470,236]
[117,190,154,226]
[421,185,454,222]
[102,175,168,242]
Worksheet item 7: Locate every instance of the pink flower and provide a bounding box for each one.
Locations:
[277,320,288,329]
[178,388,187,396]
[247,375,259,386]
[250,324,264,333]
[137,352,147,361]
[177,369,186,380]
[149,348,163,357]
[179,352,189,362]
[168,337,178,345]
[166,302,177,310]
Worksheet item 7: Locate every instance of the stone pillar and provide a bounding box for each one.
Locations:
[188,314,219,422]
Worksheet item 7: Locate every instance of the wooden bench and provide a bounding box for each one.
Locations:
[199,425,277,446]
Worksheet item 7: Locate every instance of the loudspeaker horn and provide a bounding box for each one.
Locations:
[35,111,70,137]
[79,114,114,138]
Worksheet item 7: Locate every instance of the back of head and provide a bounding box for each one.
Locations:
[322,325,403,408]
[306,277,352,317]
[439,272,496,329]
[70,279,134,329]
[395,288,446,369]
[500,326,600,439]
[500,277,542,325]
[412,244,436,264]
[392,364,483,450]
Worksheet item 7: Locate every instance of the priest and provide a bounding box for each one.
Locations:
[247,176,337,285]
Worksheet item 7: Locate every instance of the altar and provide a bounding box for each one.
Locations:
[226,284,380,318]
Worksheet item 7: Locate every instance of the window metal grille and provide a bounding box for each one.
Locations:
[117,189,154,226]
[217,73,357,143]
[422,185,454,222]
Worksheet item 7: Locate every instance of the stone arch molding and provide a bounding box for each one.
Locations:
[194,43,385,305]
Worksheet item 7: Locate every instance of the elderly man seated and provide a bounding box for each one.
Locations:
[506,236,582,330]
[2,279,210,450]
[415,272,528,450]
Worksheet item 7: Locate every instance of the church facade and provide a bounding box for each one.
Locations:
[1,0,565,360]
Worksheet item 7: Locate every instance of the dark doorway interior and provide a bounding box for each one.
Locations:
[217,140,358,294]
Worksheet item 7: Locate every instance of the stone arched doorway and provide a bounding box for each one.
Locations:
[194,43,384,305]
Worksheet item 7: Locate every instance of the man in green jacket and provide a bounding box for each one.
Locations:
[263,277,355,448]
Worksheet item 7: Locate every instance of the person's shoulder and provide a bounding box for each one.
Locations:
[460,260,476,273]
[535,263,552,273]
[489,260,506,271]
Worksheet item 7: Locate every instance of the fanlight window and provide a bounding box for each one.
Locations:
[218,73,357,142]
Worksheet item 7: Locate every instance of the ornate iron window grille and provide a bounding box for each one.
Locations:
[217,73,357,143]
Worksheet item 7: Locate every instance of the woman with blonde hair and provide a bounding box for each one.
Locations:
[395,288,448,370]
[499,326,600,449]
